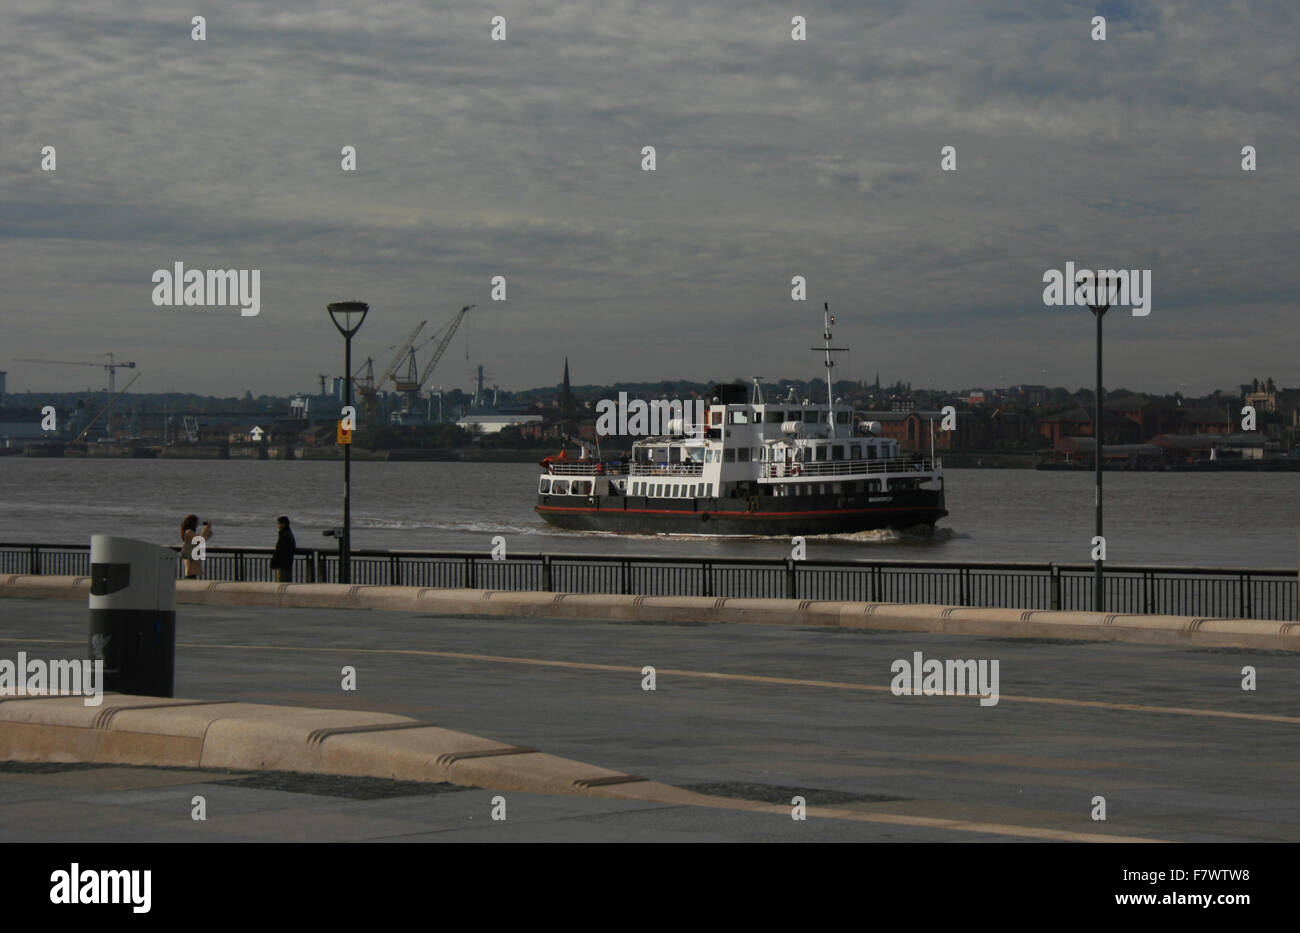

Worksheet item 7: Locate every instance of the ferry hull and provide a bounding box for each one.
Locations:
[536,490,946,536]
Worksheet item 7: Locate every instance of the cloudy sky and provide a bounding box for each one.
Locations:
[2,0,1296,398]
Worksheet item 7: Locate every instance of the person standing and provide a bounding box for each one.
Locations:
[270,515,296,583]
[180,514,213,580]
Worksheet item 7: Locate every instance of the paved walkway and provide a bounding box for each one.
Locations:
[2,598,1298,842]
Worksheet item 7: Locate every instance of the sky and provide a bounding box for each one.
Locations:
[2,0,1297,399]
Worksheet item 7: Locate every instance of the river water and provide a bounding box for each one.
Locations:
[0,459,1295,568]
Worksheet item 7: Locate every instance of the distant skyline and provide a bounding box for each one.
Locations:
[3,1,1297,398]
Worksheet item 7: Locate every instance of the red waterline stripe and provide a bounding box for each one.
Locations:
[536,505,943,517]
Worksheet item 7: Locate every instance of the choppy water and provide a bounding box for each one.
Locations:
[0,459,1295,567]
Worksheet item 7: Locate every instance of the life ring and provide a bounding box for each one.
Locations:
[791,465,802,476]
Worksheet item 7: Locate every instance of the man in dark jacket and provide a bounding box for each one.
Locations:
[270,515,296,582]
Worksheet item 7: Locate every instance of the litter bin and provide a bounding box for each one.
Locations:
[88,535,176,697]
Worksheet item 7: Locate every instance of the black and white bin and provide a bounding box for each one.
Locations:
[88,535,177,697]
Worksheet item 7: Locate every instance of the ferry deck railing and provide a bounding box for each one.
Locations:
[1,543,1293,621]
[630,462,705,476]
[543,462,629,476]
[762,456,940,478]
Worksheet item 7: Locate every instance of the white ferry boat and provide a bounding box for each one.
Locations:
[535,304,947,535]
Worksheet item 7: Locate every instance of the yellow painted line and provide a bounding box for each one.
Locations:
[6,637,1298,725]
[722,799,1162,843]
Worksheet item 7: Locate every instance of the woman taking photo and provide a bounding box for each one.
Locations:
[180,514,213,579]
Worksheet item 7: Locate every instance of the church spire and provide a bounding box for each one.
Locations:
[558,357,575,414]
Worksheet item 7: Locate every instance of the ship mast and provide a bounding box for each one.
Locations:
[812,302,848,438]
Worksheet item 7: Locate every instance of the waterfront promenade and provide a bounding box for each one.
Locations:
[2,595,1299,842]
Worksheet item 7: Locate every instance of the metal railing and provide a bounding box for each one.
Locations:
[544,462,628,476]
[631,462,704,476]
[763,456,940,478]
[1,543,1293,620]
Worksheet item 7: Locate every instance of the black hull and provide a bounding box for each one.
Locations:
[537,490,946,536]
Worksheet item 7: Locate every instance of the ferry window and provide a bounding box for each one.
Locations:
[832,444,845,461]
[850,444,861,459]
[867,480,881,492]
[737,448,750,462]
[836,411,850,424]
[669,447,681,463]
[803,410,819,423]
[554,480,569,495]
[539,479,550,493]
[729,410,748,424]
[833,483,842,494]
[765,410,784,423]
[656,484,664,496]
[724,449,735,462]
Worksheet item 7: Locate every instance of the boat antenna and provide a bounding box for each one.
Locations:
[751,377,764,405]
[812,302,848,438]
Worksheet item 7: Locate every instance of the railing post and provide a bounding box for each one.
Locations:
[960,566,970,606]
[784,558,796,600]
[702,561,712,598]
[1241,572,1250,619]
[620,559,629,596]
[29,545,39,576]
[542,555,553,592]
[235,549,244,582]
[1049,563,1060,611]
[307,551,316,583]
[390,555,400,586]
[465,556,476,589]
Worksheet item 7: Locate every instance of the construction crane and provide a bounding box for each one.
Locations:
[414,305,475,395]
[16,352,137,394]
[350,320,426,421]
[383,320,427,391]
[72,373,141,443]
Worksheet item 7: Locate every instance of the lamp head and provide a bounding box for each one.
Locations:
[327,301,369,337]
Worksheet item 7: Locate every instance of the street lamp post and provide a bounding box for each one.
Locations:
[1080,277,1115,612]
[327,301,369,584]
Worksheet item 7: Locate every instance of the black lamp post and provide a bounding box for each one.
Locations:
[1078,275,1115,612]
[327,301,369,584]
